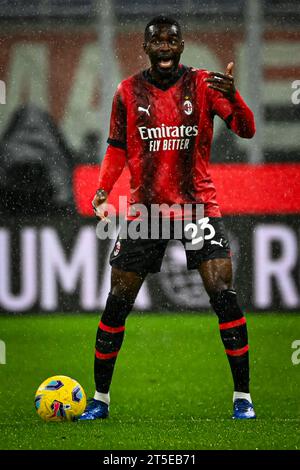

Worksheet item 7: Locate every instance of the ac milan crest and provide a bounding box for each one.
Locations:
[113,241,121,256]
[183,99,193,115]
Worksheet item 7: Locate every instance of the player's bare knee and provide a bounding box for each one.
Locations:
[111,268,145,303]
[205,277,232,298]
[111,279,143,303]
[111,285,137,303]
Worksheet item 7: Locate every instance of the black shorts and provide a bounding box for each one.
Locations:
[110,217,230,275]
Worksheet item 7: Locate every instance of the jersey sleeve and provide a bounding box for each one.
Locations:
[98,144,126,194]
[107,84,127,150]
[208,85,256,138]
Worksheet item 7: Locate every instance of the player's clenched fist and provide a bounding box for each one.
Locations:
[92,188,109,221]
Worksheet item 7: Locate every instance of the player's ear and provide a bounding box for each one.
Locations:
[180,40,184,52]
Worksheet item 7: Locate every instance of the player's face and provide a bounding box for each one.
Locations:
[143,24,184,78]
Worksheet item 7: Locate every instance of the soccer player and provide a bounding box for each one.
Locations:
[79,16,256,421]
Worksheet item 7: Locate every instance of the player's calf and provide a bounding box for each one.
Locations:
[80,293,135,421]
[210,289,256,418]
[94,293,134,394]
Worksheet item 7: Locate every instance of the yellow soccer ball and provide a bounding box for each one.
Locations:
[34,375,86,422]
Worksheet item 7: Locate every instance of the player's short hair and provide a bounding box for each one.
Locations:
[144,15,182,40]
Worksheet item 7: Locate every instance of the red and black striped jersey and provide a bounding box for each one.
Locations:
[100,65,255,217]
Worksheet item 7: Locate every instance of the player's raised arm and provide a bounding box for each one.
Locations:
[206,62,256,139]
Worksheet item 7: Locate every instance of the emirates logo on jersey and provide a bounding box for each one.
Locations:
[183,99,193,115]
[138,123,198,152]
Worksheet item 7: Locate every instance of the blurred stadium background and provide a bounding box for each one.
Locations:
[0,0,299,314]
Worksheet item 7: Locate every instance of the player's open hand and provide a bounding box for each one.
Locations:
[92,189,110,222]
[205,62,236,101]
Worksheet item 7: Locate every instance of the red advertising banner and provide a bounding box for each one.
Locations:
[73,163,300,216]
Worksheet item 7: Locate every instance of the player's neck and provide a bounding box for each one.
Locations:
[150,68,178,84]
[146,65,185,90]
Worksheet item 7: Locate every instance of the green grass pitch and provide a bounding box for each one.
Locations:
[0,313,299,450]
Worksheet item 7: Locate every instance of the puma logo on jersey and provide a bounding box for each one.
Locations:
[211,238,223,247]
[138,105,151,116]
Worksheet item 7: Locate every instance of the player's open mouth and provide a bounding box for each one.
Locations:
[158,58,173,69]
